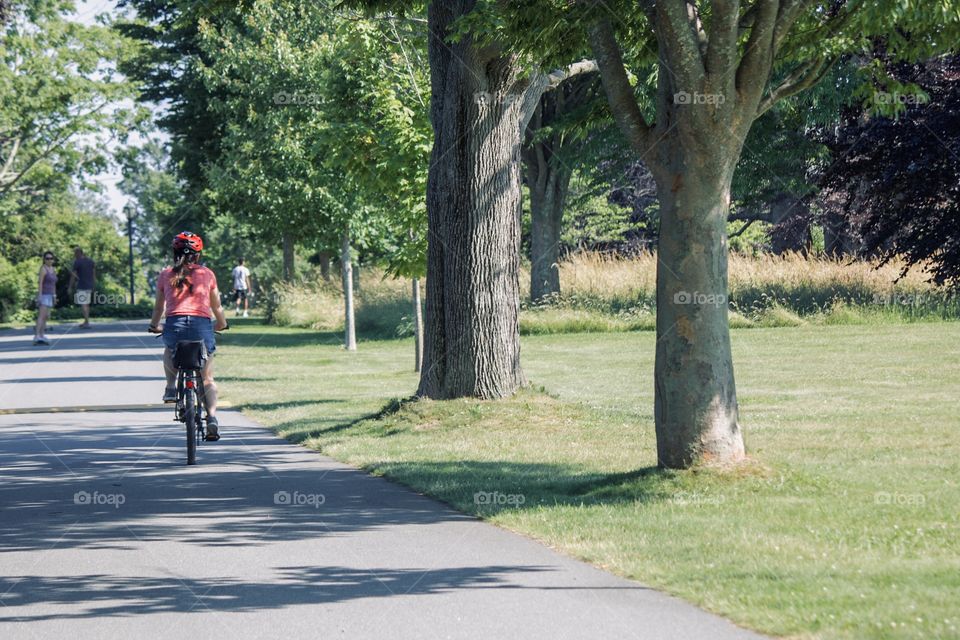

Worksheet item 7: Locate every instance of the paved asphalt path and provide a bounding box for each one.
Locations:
[0,322,767,639]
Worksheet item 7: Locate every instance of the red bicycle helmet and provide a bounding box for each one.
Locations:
[172,231,203,254]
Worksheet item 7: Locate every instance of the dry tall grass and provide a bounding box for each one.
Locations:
[535,251,931,302]
[268,268,412,334]
[270,253,954,334]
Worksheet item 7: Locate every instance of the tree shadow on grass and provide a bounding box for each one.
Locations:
[262,397,679,514]
[235,398,342,412]
[277,397,415,445]
[365,460,674,517]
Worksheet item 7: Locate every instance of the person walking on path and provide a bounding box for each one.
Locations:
[148,231,229,440]
[231,257,252,318]
[69,247,96,329]
[33,251,57,345]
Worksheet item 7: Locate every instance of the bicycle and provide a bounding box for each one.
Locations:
[151,326,228,465]
[174,339,208,465]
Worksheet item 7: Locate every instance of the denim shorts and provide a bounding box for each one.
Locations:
[162,315,216,354]
[37,294,54,308]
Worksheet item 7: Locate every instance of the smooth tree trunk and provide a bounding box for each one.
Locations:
[340,229,356,352]
[412,277,423,373]
[653,154,744,468]
[282,233,295,282]
[587,8,799,467]
[587,1,846,468]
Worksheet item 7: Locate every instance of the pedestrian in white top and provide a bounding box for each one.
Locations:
[231,257,252,317]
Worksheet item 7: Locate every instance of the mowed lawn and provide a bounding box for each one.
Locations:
[216,320,960,640]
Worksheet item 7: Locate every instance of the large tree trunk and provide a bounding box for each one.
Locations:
[418,3,594,398]
[653,158,745,468]
[340,229,356,352]
[282,233,295,282]
[418,1,533,399]
[412,277,423,373]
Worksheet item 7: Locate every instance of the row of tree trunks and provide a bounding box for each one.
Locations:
[317,236,419,366]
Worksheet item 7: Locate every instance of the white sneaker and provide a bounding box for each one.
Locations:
[243,311,249,318]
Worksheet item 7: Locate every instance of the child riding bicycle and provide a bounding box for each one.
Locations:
[148,231,229,440]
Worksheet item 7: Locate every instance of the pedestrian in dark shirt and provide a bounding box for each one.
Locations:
[70,247,96,329]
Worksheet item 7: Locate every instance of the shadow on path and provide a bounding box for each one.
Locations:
[0,564,595,622]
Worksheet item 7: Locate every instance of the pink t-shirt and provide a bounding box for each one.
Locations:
[158,264,217,318]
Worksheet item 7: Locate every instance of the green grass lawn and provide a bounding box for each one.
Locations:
[216,319,960,640]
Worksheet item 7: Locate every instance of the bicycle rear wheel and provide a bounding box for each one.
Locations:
[185,389,197,465]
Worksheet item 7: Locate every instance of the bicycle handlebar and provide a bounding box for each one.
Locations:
[148,323,230,335]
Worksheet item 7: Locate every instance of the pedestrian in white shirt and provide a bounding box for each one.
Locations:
[231,258,252,317]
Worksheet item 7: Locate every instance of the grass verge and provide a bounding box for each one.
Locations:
[217,320,960,640]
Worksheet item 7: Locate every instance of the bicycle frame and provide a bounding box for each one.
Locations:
[175,365,207,465]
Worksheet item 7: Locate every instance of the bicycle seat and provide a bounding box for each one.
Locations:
[173,340,207,370]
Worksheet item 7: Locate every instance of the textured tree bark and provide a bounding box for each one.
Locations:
[282,233,295,282]
[417,0,538,399]
[412,277,423,373]
[340,229,356,352]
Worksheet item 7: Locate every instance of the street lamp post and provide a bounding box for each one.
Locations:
[124,203,135,306]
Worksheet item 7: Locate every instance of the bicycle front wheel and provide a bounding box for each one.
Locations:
[185,389,197,465]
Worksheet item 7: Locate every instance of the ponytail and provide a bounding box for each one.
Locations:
[170,251,198,292]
